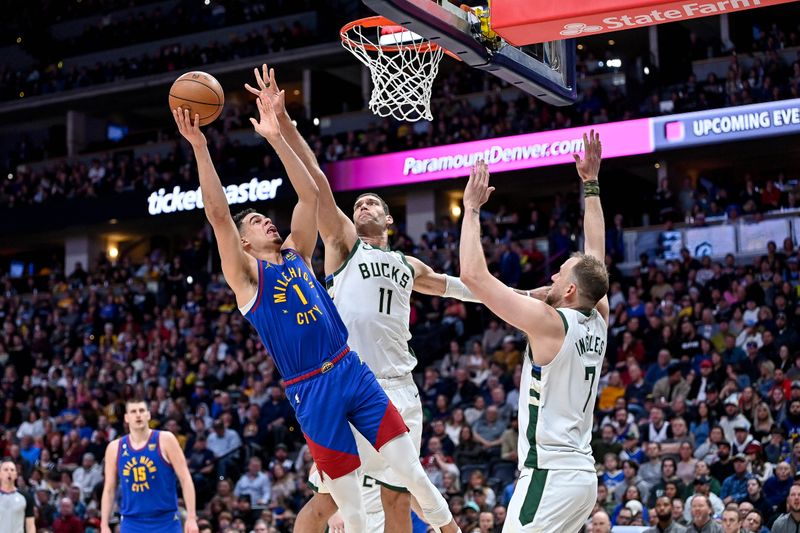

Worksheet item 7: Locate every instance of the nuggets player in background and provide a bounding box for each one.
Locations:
[245,64,485,533]
[459,132,609,533]
[172,85,460,533]
[100,399,198,533]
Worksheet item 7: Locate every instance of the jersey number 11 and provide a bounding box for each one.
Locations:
[378,288,393,314]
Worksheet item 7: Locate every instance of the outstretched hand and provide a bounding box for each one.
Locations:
[172,108,206,149]
[463,160,494,211]
[573,129,602,182]
[250,94,283,142]
[245,64,287,119]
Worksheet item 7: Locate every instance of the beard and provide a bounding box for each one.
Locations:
[545,289,560,307]
[657,512,672,522]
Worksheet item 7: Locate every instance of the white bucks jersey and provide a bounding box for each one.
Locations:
[326,239,416,378]
[519,307,607,472]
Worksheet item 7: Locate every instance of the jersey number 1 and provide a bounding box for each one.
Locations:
[379,288,393,314]
[583,366,597,412]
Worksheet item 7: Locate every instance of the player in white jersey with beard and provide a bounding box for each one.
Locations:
[460,131,609,533]
[246,65,483,533]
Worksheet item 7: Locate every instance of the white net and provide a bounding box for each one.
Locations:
[341,21,444,122]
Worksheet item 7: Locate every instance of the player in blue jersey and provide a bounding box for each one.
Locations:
[172,85,459,533]
[100,399,198,533]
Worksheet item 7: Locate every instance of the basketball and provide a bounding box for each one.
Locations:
[168,71,225,126]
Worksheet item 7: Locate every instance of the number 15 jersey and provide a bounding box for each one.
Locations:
[326,240,415,379]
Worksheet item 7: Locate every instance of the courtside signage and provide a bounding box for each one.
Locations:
[327,120,653,191]
[147,178,283,216]
[652,98,800,149]
[491,0,797,45]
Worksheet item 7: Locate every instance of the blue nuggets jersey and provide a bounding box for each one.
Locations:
[242,249,349,378]
[117,430,178,519]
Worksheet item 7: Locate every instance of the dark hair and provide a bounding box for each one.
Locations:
[745,509,762,522]
[1,457,15,467]
[622,460,639,473]
[570,252,609,307]
[355,192,390,216]
[233,208,257,232]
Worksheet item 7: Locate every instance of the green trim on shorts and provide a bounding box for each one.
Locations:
[374,478,410,493]
[519,469,549,526]
[307,478,320,493]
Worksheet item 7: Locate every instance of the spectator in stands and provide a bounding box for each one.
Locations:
[720,508,742,533]
[640,407,674,443]
[721,454,753,504]
[764,461,794,510]
[591,510,612,533]
[639,441,664,487]
[206,419,242,478]
[742,510,767,533]
[765,427,791,464]
[52,497,83,533]
[654,365,691,407]
[601,453,624,499]
[686,494,724,533]
[685,477,726,522]
[720,395,751,442]
[471,406,505,458]
[453,426,485,468]
[234,457,271,505]
[772,484,800,533]
[421,436,458,492]
[613,460,650,506]
[71,453,102,501]
[644,495,686,533]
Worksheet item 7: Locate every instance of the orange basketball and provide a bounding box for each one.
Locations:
[168,71,225,126]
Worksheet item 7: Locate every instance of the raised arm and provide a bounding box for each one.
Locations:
[250,94,319,264]
[100,440,119,533]
[406,255,541,302]
[459,161,564,359]
[246,65,356,265]
[574,130,609,322]
[173,109,257,308]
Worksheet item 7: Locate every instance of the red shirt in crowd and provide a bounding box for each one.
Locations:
[53,515,84,533]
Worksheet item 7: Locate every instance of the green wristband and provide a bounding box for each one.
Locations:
[584,180,600,197]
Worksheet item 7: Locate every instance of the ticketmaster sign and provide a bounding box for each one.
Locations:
[652,99,800,149]
[147,178,283,216]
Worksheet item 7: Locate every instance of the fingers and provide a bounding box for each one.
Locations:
[244,83,260,96]
[192,112,200,129]
[262,94,275,114]
[262,63,270,88]
[255,96,266,118]
[254,66,266,90]
[172,108,182,130]
[269,67,279,91]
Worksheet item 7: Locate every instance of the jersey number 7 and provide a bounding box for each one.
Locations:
[583,366,597,413]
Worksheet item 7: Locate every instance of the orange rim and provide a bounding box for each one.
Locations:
[341,16,460,60]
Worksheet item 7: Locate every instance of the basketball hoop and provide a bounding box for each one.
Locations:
[341,16,454,122]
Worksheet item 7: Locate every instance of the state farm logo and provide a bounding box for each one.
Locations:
[560,23,603,36]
